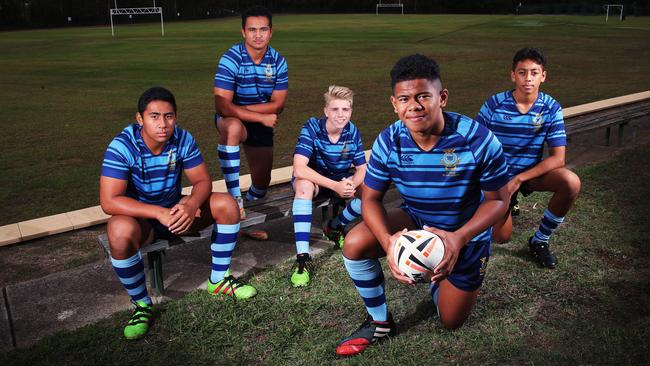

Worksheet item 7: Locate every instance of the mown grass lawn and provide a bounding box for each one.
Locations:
[1,14,649,224]
[1,144,648,365]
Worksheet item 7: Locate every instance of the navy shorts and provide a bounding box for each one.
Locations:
[147,219,177,241]
[509,181,533,210]
[402,207,491,293]
[215,114,273,148]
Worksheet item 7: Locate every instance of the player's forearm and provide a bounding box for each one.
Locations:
[350,165,367,188]
[517,154,565,183]
[242,101,284,115]
[455,198,508,245]
[100,196,166,220]
[293,164,338,191]
[214,96,267,123]
[184,179,212,211]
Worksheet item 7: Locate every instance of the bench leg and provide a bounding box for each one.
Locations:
[605,126,611,146]
[147,251,165,296]
[617,122,627,147]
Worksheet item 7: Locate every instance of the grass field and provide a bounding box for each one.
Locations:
[1,144,648,364]
[1,14,650,225]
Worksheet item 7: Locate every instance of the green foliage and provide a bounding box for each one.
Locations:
[1,145,649,364]
[1,14,650,224]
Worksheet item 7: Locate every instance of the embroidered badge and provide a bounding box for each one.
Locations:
[441,149,460,176]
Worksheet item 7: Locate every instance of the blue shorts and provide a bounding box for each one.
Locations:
[402,207,491,293]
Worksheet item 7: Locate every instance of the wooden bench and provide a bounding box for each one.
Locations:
[97,187,346,296]
[564,98,650,146]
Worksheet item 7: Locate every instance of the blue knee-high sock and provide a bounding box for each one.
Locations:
[343,256,387,322]
[532,208,565,244]
[210,223,240,283]
[331,198,361,229]
[218,145,241,198]
[246,185,267,201]
[293,198,312,255]
[111,252,151,305]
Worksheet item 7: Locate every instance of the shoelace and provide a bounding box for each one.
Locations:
[128,302,153,325]
[221,275,243,302]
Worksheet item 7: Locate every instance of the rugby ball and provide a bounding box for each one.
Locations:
[393,229,445,283]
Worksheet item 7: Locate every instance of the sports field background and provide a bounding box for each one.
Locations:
[1,14,649,225]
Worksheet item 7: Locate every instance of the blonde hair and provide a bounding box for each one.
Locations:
[323,85,354,107]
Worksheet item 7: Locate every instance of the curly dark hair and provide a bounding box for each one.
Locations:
[390,54,441,89]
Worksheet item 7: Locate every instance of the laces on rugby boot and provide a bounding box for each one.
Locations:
[235,196,246,220]
[336,313,396,356]
[290,253,313,287]
[323,220,344,249]
[528,236,558,269]
[207,271,257,300]
[123,300,155,340]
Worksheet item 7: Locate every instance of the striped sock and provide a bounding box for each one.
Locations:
[292,198,312,255]
[331,198,361,229]
[217,145,241,198]
[245,185,267,201]
[532,208,565,244]
[111,252,151,305]
[343,256,387,322]
[210,223,240,283]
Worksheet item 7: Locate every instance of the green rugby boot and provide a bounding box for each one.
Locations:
[290,253,312,287]
[207,269,257,300]
[123,300,154,340]
[323,220,345,249]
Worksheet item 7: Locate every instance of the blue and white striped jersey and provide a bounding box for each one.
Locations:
[294,117,366,181]
[365,112,509,244]
[476,90,567,177]
[214,43,288,106]
[101,124,204,208]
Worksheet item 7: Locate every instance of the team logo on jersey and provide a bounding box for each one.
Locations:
[532,113,544,130]
[340,141,350,159]
[167,149,177,171]
[264,64,274,81]
[479,256,488,276]
[401,154,414,164]
[441,149,460,176]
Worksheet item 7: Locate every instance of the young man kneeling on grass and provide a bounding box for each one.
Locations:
[476,47,581,269]
[336,54,510,356]
[100,87,256,340]
[290,85,367,287]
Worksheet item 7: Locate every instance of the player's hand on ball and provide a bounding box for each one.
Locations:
[423,226,464,283]
[387,228,416,285]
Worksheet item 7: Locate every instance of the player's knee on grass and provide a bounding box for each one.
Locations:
[107,215,146,258]
[209,193,239,224]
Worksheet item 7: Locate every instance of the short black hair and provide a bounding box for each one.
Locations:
[512,47,547,70]
[137,86,177,115]
[241,6,272,29]
[390,54,441,90]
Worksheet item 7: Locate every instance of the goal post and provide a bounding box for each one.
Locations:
[110,0,164,37]
[604,4,624,22]
[376,0,404,15]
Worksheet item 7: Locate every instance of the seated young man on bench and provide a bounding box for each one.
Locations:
[100,87,256,341]
[290,85,366,287]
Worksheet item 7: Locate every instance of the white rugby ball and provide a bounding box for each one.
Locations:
[393,229,445,283]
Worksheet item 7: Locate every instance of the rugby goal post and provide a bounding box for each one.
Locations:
[604,4,624,22]
[376,0,404,15]
[110,0,164,36]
